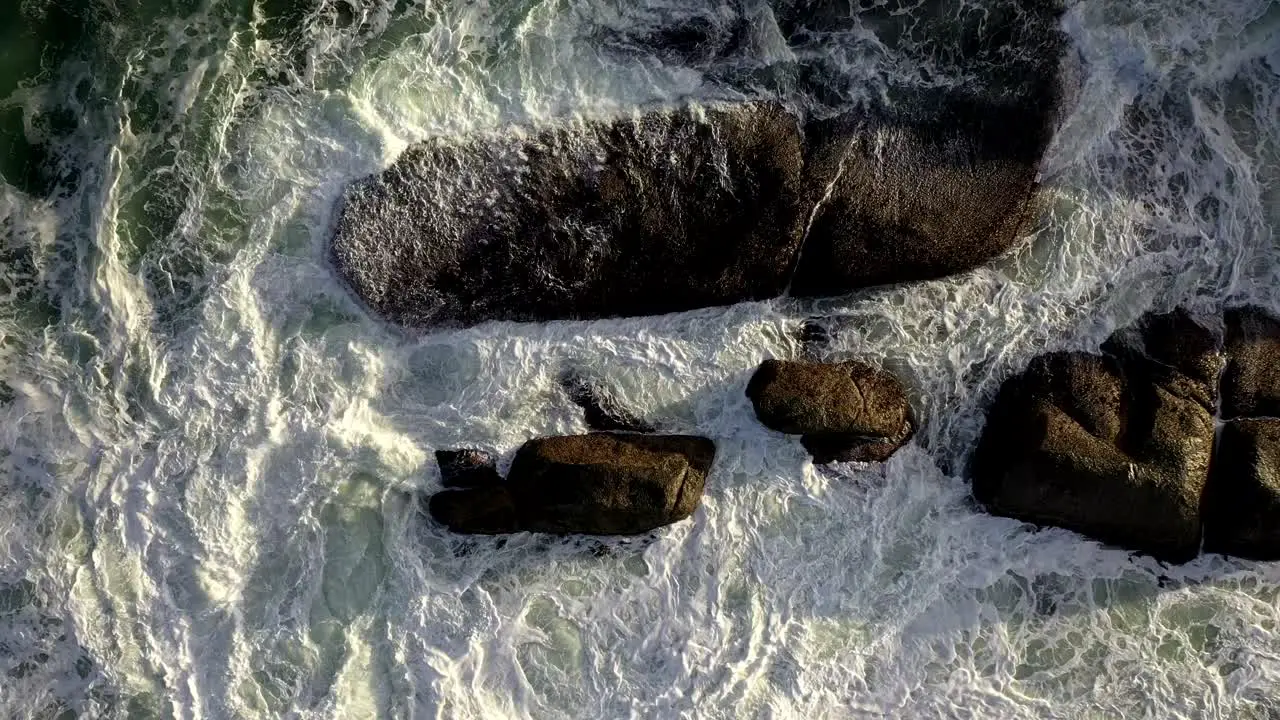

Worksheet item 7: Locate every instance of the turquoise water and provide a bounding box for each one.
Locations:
[1,0,1279,717]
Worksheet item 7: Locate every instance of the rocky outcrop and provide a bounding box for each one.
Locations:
[1204,419,1280,560]
[428,433,715,535]
[331,7,1077,330]
[1221,306,1280,419]
[331,102,807,327]
[971,311,1221,563]
[746,359,914,463]
[436,449,501,489]
[560,370,655,433]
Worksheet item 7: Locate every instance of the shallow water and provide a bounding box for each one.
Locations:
[1,0,1279,717]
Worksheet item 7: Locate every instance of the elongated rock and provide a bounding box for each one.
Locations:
[331,65,1074,328]
[428,433,715,535]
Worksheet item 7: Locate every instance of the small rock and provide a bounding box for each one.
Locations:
[1203,419,1280,560]
[428,433,715,535]
[435,449,502,489]
[560,370,655,433]
[746,359,915,463]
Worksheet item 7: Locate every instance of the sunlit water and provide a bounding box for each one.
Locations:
[1,0,1279,717]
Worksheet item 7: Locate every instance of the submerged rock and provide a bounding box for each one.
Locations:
[560,370,655,433]
[1221,306,1280,419]
[1203,419,1280,561]
[796,318,831,359]
[972,311,1221,563]
[332,102,807,327]
[746,359,914,463]
[428,433,715,535]
[435,449,502,489]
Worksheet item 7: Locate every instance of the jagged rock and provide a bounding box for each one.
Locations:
[331,102,807,327]
[428,433,715,535]
[1203,419,1280,560]
[971,312,1221,563]
[560,370,655,433]
[1221,306,1280,420]
[1101,307,1224,409]
[435,449,502,489]
[746,359,914,463]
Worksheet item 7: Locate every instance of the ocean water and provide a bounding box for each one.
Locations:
[1,0,1279,718]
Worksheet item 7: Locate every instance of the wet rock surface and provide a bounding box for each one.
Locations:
[1204,419,1280,561]
[747,359,915,463]
[428,433,715,535]
[1221,305,1280,419]
[331,102,807,327]
[972,311,1221,563]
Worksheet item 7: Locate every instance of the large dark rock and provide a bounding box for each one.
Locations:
[971,312,1221,562]
[331,102,807,327]
[428,433,715,535]
[1203,419,1280,561]
[746,359,914,463]
[1221,306,1280,420]
[332,0,1076,328]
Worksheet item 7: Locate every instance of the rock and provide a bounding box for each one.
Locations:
[595,11,748,68]
[746,359,914,463]
[971,313,1221,563]
[332,2,1077,329]
[560,370,655,433]
[1203,419,1280,560]
[331,102,807,327]
[428,433,715,535]
[1221,306,1280,419]
[435,449,502,489]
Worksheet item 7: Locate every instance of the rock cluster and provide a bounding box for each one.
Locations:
[973,307,1280,562]
[428,357,917,536]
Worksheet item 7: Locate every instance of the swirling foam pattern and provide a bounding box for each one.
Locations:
[0,0,1278,717]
